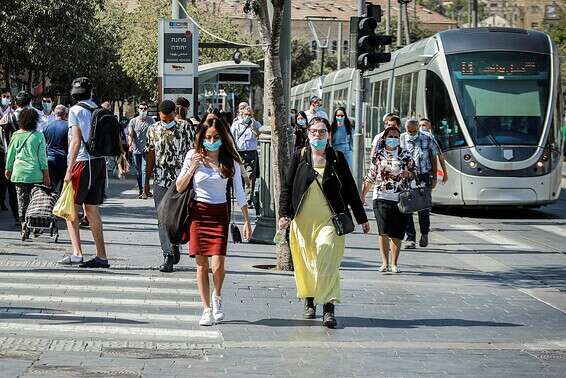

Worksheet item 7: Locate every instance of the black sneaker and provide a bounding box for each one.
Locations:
[304,297,316,319]
[322,303,337,328]
[172,246,181,265]
[419,234,429,248]
[79,257,110,268]
[79,217,90,228]
[159,255,174,273]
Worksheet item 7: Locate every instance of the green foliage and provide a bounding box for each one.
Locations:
[545,13,566,91]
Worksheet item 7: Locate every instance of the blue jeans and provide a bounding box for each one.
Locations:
[334,144,353,168]
[134,153,146,192]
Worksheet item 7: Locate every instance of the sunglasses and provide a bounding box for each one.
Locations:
[139,107,148,111]
[308,128,328,135]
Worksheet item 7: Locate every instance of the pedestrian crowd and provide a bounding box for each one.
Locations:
[1,81,448,329]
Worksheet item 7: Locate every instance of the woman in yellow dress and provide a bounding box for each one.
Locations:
[279,117,370,328]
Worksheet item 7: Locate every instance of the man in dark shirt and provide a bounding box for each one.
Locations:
[43,105,69,193]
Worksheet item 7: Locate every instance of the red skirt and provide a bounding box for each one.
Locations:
[188,201,229,257]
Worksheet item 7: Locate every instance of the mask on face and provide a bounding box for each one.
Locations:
[163,120,176,129]
[1,98,10,107]
[309,138,327,151]
[408,133,419,141]
[385,137,400,148]
[336,116,345,124]
[297,118,306,127]
[420,126,430,133]
[243,116,252,125]
[42,102,52,113]
[139,111,147,118]
[203,139,223,152]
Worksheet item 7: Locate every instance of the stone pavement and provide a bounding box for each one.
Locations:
[0,176,565,377]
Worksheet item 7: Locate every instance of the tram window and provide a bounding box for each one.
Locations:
[393,76,403,115]
[410,73,418,116]
[370,82,381,138]
[425,70,465,150]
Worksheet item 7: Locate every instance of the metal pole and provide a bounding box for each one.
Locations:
[172,0,187,18]
[320,47,326,76]
[337,21,342,70]
[386,0,391,52]
[472,0,478,28]
[404,3,411,45]
[352,0,365,189]
[397,2,402,48]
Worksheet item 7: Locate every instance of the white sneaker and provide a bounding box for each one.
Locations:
[390,265,400,273]
[405,241,416,249]
[212,294,225,322]
[378,264,388,272]
[199,308,214,326]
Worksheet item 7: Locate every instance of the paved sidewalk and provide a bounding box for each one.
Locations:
[0,177,565,377]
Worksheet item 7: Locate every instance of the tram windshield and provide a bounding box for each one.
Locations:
[447,52,550,146]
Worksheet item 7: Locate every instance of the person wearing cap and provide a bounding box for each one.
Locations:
[128,101,154,199]
[146,100,194,273]
[43,104,69,193]
[58,77,110,268]
[230,106,261,208]
[400,117,440,250]
[0,90,36,225]
[305,96,329,122]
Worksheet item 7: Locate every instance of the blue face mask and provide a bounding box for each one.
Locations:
[1,98,10,107]
[163,120,176,129]
[310,138,327,151]
[42,102,52,113]
[385,137,400,148]
[297,119,306,126]
[243,116,253,125]
[203,139,223,152]
[336,116,345,123]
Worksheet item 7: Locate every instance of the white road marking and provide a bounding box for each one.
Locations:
[0,271,196,284]
[518,288,566,315]
[531,224,566,239]
[0,322,221,340]
[0,282,199,296]
[0,308,200,322]
[0,294,201,308]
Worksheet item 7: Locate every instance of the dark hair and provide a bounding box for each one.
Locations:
[419,117,431,123]
[330,107,353,136]
[294,111,308,126]
[220,111,234,127]
[387,115,401,126]
[72,92,90,102]
[378,125,401,150]
[195,118,241,178]
[18,108,39,131]
[139,101,148,107]
[309,95,320,105]
[308,116,330,130]
[1,88,11,94]
[175,96,190,108]
[158,100,176,114]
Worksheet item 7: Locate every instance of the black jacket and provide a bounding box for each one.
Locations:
[279,146,368,225]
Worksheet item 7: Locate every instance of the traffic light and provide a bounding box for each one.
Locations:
[356,4,392,71]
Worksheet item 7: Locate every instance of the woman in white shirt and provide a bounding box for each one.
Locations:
[176,117,252,326]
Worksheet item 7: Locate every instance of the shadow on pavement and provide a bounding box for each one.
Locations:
[221,317,522,329]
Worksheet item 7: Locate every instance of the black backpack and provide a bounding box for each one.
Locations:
[77,103,121,157]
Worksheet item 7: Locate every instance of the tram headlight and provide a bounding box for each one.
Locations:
[468,161,477,168]
[463,154,471,161]
[536,161,544,168]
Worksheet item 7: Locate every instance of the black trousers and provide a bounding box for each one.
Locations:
[405,173,432,241]
[239,150,259,203]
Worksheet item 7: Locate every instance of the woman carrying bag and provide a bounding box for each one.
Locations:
[279,117,370,328]
[176,117,251,326]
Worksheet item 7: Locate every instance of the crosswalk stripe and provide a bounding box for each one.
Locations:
[449,226,534,250]
[0,271,197,283]
[531,224,566,239]
[0,294,201,308]
[0,282,199,296]
[0,322,221,341]
[0,308,201,322]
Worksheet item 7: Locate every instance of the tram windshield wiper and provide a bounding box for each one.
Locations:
[474,116,500,147]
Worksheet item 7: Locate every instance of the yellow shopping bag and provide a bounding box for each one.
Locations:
[53,182,76,222]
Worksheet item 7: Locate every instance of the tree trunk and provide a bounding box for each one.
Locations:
[3,59,10,88]
[255,0,293,271]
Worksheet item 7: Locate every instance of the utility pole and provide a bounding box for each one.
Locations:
[172,0,187,18]
[386,0,391,52]
[396,1,402,48]
[471,0,478,27]
[352,0,365,188]
[403,2,410,45]
[337,21,342,70]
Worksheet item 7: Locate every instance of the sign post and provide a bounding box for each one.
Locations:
[158,19,198,117]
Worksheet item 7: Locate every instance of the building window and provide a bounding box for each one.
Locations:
[331,40,338,53]
[343,40,349,53]
[311,40,317,52]
[532,22,539,28]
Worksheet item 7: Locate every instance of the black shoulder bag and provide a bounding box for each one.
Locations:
[308,149,355,236]
[157,179,194,245]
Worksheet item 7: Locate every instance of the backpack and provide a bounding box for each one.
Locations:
[77,103,121,157]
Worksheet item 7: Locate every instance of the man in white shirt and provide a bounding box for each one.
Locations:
[230,106,261,208]
[231,101,249,128]
[58,77,109,269]
[37,94,56,132]
[128,101,154,199]
[305,96,329,122]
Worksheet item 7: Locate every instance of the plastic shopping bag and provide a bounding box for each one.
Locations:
[52,182,76,222]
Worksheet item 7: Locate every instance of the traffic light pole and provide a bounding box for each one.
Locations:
[352,0,366,189]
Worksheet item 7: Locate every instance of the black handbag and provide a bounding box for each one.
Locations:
[157,180,194,245]
[313,173,355,236]
[227,178,242,243]
[397,186,432,214]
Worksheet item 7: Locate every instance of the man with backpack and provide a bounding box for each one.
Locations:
[59,77,122,268]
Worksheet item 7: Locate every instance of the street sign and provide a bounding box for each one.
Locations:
[158,19,198,116]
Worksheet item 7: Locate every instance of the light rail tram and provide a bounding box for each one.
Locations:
[291,27,564,207]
